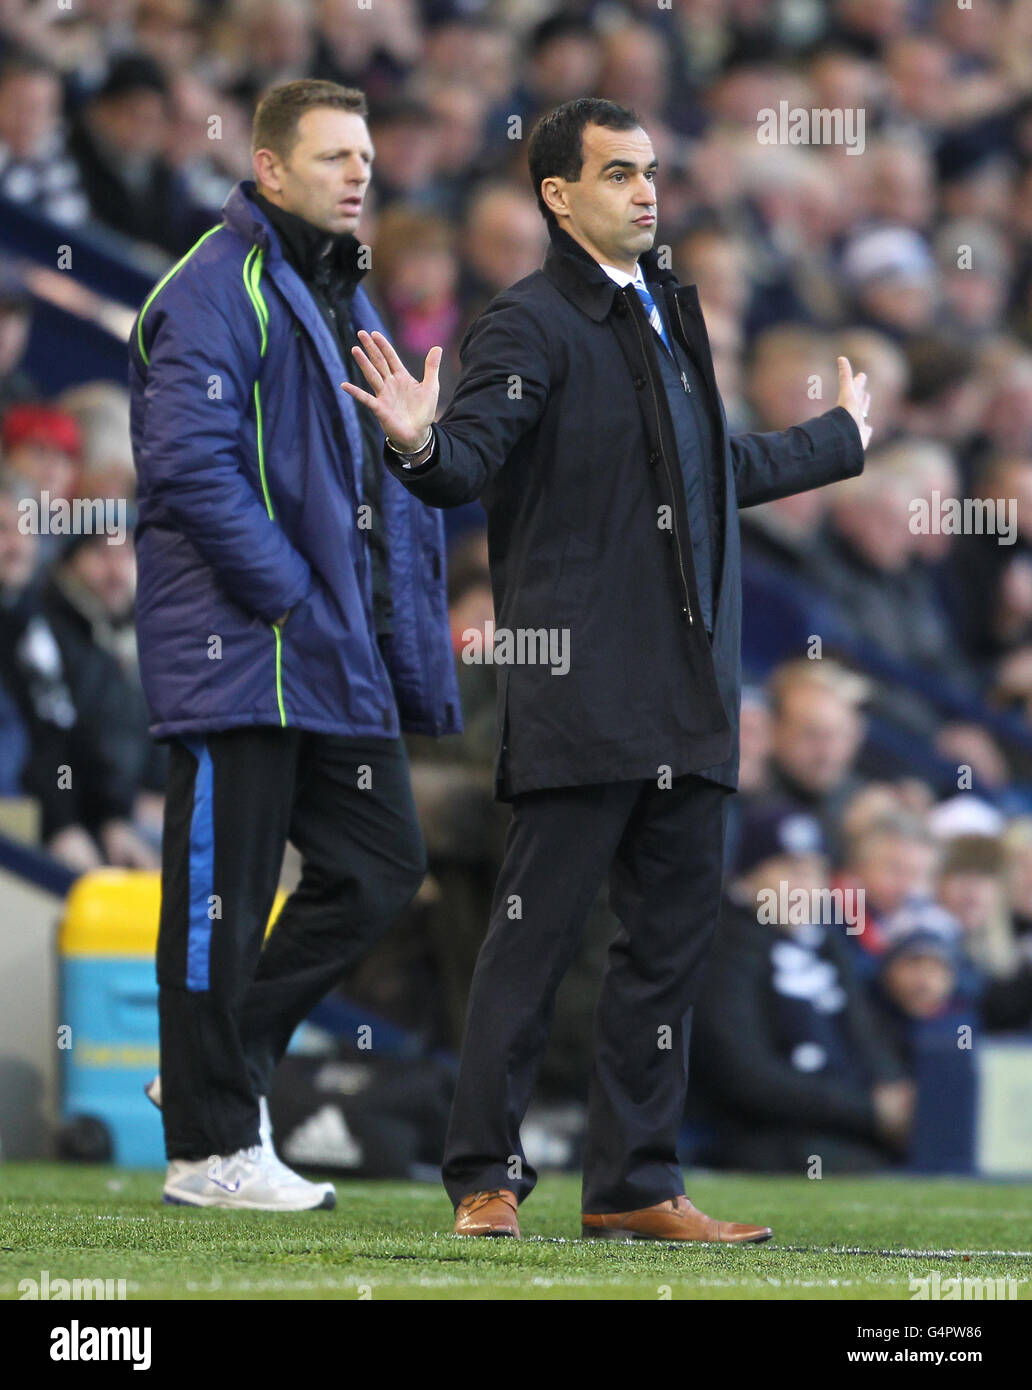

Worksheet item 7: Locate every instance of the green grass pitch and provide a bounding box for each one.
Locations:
[1,1164,1030,1300]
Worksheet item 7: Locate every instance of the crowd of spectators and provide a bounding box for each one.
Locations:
[2,0,1032,1171]
[693,658,1032,1173]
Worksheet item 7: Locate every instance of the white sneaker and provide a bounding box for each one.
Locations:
[163,1145,336,1211]
[148,1075,335,1210]
[255,1098,326,1190]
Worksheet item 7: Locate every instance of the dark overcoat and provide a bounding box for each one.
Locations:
[386,223,865,798]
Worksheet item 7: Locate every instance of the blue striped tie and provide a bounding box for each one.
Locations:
[635,281,672,356]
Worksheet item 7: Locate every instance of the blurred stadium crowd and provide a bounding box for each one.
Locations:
[2,0,1032,1172]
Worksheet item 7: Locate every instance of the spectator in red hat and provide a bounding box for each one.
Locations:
[1,402,82,502]
[1,403,83,574]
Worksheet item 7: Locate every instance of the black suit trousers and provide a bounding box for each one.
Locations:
[441,771,731,1214]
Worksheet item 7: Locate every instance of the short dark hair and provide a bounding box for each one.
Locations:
[526,97,641,228]
[252,79,368,159]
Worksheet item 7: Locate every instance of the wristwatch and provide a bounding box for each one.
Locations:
[386,425,435,469]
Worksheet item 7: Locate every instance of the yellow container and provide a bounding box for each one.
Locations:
[60,868,286,957]
[58,868,289,1166]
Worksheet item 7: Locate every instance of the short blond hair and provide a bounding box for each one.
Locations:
[767,658,870,717]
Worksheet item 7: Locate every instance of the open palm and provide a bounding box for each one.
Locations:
[340,329,442,451]
[836,355,872,450]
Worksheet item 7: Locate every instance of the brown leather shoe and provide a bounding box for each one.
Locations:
[582,1194,772,1244]
[453,1188,521,1238]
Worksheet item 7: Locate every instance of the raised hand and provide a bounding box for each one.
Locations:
[340,329,442,452]
[836,355,872,450]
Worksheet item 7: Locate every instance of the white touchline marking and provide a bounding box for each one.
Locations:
[780,1247,1021,1260]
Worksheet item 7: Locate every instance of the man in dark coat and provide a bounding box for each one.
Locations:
[690,802,912,1175]
[342,98,871,1241]
[67,54,212,258]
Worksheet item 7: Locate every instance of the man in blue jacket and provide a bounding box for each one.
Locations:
[129,80,460,1209]
[343,98,872,1241]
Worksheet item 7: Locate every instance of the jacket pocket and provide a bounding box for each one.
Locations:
[268,582,326,725]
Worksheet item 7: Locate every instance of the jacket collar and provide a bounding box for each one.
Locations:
[222,180,278,255]
[541,221,679,322]
[250,188,368,296]
[221,180,367,280]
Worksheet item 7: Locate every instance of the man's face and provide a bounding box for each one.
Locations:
[5,441,78,501]
[772,685,863,794]
[0,73,60,158]
[466,191,547,291]
[68,538,136,617]
[544,122,657,272]
[882,953,954,1019]
[255,108,373,235]
[533,36,601,103]
[854,834,938,916]
[93,90,168,158]
[937,871,998,933]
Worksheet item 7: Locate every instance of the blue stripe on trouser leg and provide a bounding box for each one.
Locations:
[182,736,215,991]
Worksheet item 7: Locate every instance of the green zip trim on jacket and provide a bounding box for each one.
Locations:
[242,247,274,518]
[242,245,287,727]
[242,244,269,356]
[136,223,224,366]
[252,379,274,521]
[273,624,286,726]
